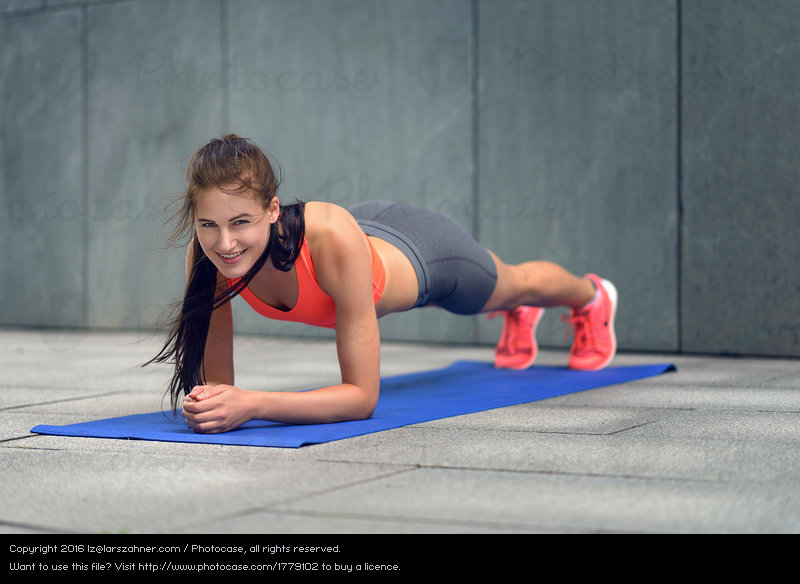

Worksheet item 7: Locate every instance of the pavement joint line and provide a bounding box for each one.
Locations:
[156,507,572,534]
[0,435,41,444]
[0,391,128,411]
[172,504,603,534]
[315,459,733,485]
[0,519,79,535]
[165,468,425,533]
[603,418,664,435]
[262,466,422,510]
[222,507,583,533]
[381,420,673,436]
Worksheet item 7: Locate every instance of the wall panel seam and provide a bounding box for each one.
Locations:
[220,0,229,133]
[81,3,89,328]
[676,0,683,353]
[471,0,480,343]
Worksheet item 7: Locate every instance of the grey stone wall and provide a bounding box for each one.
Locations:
[1,0,797,357]
[681,0,800,357]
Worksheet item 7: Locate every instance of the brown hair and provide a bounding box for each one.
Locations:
[147,135,305,411]
[167,134,282,246]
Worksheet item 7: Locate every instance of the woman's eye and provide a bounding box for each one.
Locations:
[200,222,216,228]
[233,220,249,226]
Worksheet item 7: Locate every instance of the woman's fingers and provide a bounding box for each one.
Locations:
[181,385,243,433]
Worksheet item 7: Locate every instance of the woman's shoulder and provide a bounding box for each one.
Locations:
[303,201,368,264]
[304,201,361,240]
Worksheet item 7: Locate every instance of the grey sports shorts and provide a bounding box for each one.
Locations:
[348,200,498,315]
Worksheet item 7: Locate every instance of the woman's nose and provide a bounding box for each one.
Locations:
[218,229,237,251]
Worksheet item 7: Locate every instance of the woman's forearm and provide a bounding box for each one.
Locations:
[183,381,379,433]
[248,383,378,425]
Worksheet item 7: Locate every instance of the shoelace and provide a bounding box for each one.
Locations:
[561,310,605,355]
[488,309,526,354]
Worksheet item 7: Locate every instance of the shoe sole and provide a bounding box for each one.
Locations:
[593,278,618,370]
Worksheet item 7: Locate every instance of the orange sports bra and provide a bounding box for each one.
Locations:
[226,234,386,329]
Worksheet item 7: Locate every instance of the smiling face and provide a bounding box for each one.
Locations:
[194,185,279,279]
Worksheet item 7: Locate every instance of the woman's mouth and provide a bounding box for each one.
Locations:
[216,249,246,265]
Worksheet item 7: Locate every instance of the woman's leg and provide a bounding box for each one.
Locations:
[347,201,616,369]
[480,253,596,313]
[482,252,618,371]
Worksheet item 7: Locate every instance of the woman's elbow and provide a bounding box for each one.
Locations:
[353,387,379,420]
[355,399,378,421]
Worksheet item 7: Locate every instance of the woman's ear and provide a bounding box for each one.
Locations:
[268,197,280,224]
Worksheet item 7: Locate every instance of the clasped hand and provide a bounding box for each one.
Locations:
[182,384,252,434]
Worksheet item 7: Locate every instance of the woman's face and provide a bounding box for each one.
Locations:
[194,186,278,279]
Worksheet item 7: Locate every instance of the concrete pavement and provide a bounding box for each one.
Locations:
[2,326,800,536]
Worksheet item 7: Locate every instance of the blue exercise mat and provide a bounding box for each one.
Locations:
[31,360,675,448]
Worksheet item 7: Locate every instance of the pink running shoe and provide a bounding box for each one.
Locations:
[562,274,618,370]
[488,306,545,370]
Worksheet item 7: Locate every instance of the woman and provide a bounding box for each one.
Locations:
[149,135,617,433]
